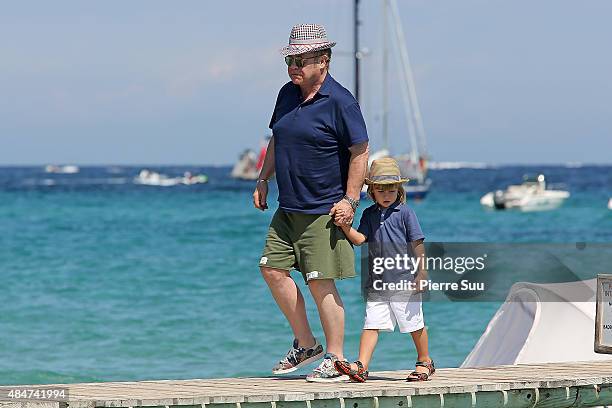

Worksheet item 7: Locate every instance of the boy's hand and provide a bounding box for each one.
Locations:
[413,271,428,293]
[329,200,354,225]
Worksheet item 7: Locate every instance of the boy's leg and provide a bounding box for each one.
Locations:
[356,329,379,370]
[261,267,315,347]
[356,301,396,371]
[391,298,432,374]
[410,327,432,374]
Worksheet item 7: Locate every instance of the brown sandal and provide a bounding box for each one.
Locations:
[406,360,435,382]
[335,360,369,382]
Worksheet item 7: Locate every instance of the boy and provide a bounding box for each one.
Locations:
[335,158,434,382]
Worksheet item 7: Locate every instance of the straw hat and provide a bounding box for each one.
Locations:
[280,24,336,57]
[365,158,410,185]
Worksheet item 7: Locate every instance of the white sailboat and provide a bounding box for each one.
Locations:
[358,0,431,200]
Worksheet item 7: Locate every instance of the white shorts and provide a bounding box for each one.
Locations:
[363,294,424,333]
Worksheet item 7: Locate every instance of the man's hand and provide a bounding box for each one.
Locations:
[329,199,354,225]
[253,181,269,211]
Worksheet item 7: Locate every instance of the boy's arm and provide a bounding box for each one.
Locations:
[340,224,367,246]
[410,239,427,292]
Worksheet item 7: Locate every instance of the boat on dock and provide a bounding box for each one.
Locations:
[480,174,569,211]
[463,279,612,367]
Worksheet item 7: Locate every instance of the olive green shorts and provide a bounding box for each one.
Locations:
[259,209,356,283]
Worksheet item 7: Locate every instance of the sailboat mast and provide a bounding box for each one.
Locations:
[388,0,428,159]
[382,0,389,150]
[354,0,360,103]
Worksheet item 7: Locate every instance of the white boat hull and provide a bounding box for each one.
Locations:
[481,190,569,212]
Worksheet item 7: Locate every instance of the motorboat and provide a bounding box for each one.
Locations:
[181,172,208,185]
[480,174,569,211]
[134,170,181,186]
[134,170,207,186]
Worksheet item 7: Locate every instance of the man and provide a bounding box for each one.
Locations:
[253,24,369,382]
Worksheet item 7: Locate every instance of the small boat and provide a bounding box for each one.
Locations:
[181,172,208,185]
[608,198,612,210]
[480,174,569,212]
[231,149,259,180]
[134,170,207,186]
[231,137,269,181]
[45,165,80,174]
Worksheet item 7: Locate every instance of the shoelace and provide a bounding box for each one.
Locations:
[313,357,333,374]
[281,346,302,365]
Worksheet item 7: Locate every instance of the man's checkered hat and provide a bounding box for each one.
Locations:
[280,24,336,57]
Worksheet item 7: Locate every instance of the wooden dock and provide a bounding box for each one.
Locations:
[2,360,612,408]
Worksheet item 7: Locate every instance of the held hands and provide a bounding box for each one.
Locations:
[253,180,269,211]
[329,199,355,226]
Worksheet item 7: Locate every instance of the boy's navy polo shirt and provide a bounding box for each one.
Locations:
[269,74,369,214]
[357,201,425,286]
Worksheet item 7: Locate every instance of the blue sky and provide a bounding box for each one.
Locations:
[1,0,610,165]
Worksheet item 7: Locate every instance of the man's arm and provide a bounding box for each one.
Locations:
[330,141,369,225]
[346,141,369,200]
[258,136,275,181]
[253,136,275,211]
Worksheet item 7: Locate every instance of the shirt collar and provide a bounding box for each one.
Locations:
[317,73,333,96]
[377,200,402,212]
[294,73,333,104]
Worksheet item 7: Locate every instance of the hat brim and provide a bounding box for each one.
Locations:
[365,177,410,185]
[280,42,336,57]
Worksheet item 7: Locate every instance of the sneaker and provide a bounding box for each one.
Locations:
[272,338,324,374]
[305,353,350,383]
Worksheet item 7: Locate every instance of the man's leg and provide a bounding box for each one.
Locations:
[260,266,315,348]
[308,279,345,360]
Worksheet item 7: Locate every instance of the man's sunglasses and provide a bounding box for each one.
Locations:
[284,53,325,68]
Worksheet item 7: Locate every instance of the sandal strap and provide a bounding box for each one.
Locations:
[415,360,435,373]
[355,360,365,373]
[408,371,429,380]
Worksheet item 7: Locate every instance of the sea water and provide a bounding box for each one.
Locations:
[0,165,610,384]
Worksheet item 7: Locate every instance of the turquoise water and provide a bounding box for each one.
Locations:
[1,165,611,384]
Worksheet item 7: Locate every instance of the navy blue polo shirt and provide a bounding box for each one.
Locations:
[357,201,425,286]
[269,74,368,214]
